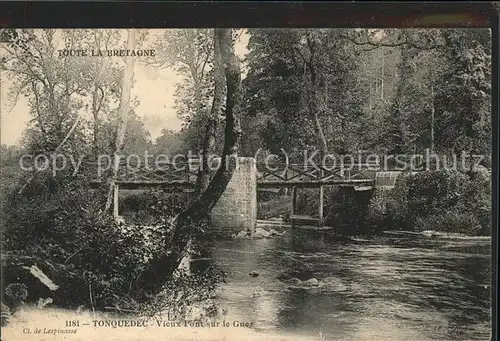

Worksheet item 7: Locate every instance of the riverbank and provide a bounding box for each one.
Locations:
[368,169,491,236]
[277,169,492,236]
[2,227,491,341]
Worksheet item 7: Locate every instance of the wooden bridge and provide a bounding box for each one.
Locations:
[86,160,379,189]
[85,159,381,228]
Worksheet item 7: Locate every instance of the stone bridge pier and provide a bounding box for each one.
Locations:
[210,157,257,235]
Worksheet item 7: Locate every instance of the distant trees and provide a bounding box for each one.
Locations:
[152,29,226,194]
[433,29,491,158]
[151,29,216,152]
[153,128,184,155]
[242,28,365,161]
[1,29,89,155]
[1,27,492,191]
[371,28,491,159]
[240,28,491,161]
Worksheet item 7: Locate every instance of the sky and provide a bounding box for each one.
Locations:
[0,29,250,146]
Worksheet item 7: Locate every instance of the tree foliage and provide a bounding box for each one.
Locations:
[241,28,491,160]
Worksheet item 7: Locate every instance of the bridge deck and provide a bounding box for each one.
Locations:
[295,225,334,231]
[290,214,334,230]
[290,214,323,226]
[259,178,374,188]
[89,180,196,191]
[90,178,375,189]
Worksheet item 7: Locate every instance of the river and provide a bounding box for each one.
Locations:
[195,227,491,341]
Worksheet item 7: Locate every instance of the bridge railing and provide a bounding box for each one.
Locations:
[256,162,380,184]
[84,160,205,183]
[83,159,380,187]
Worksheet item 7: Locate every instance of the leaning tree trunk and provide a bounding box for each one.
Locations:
[193,31,225,197]
[104,29,137,214]
[136,28,242,294]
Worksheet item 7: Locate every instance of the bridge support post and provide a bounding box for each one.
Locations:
[210,157,257,236]
[291,186,297,215]
[113,183,119,221]
[318,185,324,226]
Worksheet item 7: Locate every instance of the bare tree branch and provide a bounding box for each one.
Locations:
[341,31,445,52]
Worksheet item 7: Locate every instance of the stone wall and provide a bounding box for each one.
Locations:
[210,157,257,235]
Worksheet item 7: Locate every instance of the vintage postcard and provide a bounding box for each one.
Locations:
[0,25,493,341]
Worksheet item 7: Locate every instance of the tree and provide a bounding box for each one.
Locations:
[137,28,242,294]
[1,29,89,154]
[193,30,225,196]
[433,28,491,157]
[1,29,124,158]
[104,29,137,213]
[99,110,153,156]
[153,128,184,155]
[379,42,431,154]
[243,29,364,160]
[368,28,491,158]
[152,29,225,194]
[243,29,313,159]
[153,29,213,122]
[67,29,123,158]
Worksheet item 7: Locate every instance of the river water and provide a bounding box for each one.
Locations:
[196,227,491,341]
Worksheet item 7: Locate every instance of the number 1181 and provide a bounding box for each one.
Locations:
[65,320,79,327]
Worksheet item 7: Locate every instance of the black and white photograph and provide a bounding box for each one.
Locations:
[0,18,495,341]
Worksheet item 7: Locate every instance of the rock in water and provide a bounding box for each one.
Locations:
[234,231,248,239]
[253,231,265,239]
[269,228,285,236]
[323,277,348,292]
[421,230,437,237]
[277,269,314,281]
[254,228,271,238]
[303,278,319,287]
[289,278,302,286]
[249,270,259,277]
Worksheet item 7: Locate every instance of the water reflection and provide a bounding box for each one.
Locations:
[201,228,491,341]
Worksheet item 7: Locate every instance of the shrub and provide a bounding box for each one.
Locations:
[119,190,188,225]
[118,265,226,321]
[404,170,467,219]
[4,174,152,307]
[367,169,491,235]
[414,210,481,235]
[2,170,223,312]
[367,189,391,222]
